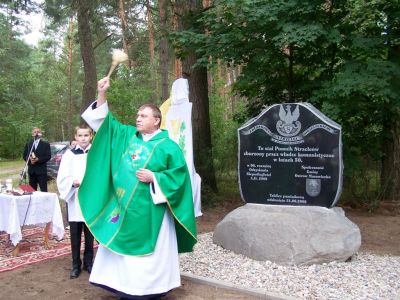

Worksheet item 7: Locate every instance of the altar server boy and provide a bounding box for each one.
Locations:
[57,124,94,279]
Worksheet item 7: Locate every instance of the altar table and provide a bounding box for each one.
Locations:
[0,191,65,255]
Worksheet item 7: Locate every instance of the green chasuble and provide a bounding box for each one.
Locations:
[78,112,197,256]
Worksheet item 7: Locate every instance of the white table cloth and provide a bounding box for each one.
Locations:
[0,191,65,245]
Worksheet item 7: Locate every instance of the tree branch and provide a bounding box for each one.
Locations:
[93,34,112,50]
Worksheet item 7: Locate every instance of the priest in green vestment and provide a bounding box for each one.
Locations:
[79,76,197,299]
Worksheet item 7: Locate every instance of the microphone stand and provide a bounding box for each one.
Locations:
[19,137,37,240]
[19,136,37,186]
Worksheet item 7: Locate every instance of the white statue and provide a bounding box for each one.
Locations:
[160,78,202,217]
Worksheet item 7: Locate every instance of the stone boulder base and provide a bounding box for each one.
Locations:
[213,204,361,265]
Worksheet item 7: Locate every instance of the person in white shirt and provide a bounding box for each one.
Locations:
[57,124,94,279]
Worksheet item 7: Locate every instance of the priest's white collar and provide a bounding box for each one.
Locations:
[142,129,161,142]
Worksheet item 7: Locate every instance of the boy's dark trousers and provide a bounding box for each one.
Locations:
[69,221,94,271]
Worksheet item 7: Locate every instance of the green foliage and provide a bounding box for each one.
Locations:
[171,0,400,205]
[2,0,399,207]
[0,14,38,158]
[107,64,159,124]
[0,7,85,157]
[0,1,163,160]
[209,73,241,177]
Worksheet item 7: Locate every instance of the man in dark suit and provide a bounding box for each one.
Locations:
[23,127,51,192]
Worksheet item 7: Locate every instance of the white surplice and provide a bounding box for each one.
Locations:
[82,102,181,296]
[56,145,91,222]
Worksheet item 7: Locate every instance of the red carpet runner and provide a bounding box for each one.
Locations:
[0,226,96,272]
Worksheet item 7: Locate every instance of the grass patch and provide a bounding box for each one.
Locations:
[0,159,24,182]
[0,159,24,169]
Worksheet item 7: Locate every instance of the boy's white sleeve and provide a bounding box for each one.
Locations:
[150,175,167,204]
[56,150,76,202]
[81,101,109,132]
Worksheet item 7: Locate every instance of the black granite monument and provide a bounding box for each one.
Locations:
[238,103,342,208]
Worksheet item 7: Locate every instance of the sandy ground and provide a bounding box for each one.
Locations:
[0,197,399,300]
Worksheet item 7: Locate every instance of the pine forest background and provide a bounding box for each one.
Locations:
[0,0,399,209]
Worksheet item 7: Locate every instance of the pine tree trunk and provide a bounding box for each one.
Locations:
[118,0,131,68]
[172,4,182,79]
[175,0,218,192]
[288,44,294,102]
[77,0,97,112]
[67,16,74,139]
[146,0,155,66]
[158,0,169,101]
[174,59,182,78]
[381,117,400,201]
[146,0,158,96]
[380,9,400,202]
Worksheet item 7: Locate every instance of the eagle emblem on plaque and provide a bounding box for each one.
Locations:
[276,104,301,137]
[306,178,321,197]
